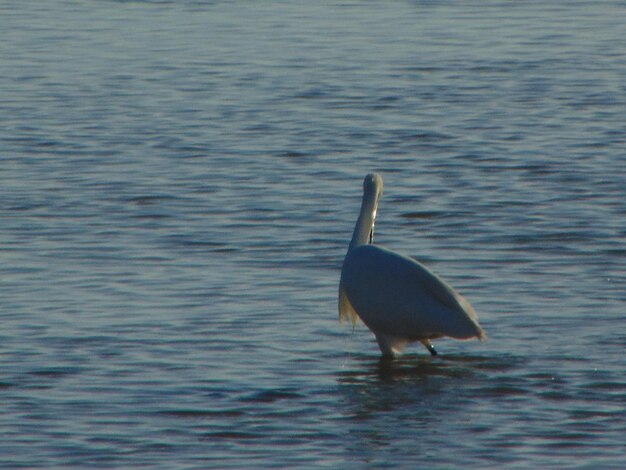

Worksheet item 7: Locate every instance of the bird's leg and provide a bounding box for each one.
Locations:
[375,332,408,358]
[420,339,438,356]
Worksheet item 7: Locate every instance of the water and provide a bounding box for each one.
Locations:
[1,1,625,467]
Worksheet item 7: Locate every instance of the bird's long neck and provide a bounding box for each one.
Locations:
[348,192,378,253]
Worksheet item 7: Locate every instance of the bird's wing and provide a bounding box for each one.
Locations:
[406,254,479,321]
[406,252,484,339]
[341,245,484,340]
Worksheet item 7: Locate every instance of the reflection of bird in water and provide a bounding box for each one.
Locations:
[339,173,485,357]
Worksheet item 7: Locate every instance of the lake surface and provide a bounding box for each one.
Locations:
[1,1,625,467]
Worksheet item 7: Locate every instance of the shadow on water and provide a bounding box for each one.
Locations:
[331,353,524,460]
[337,352,523,385]
[335,352,529,426]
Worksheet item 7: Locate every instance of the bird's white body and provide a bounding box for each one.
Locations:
[339,173,485,356]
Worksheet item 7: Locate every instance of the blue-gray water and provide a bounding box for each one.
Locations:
[2,1,625,468]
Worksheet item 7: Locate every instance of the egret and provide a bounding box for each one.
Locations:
[339,173,485,357]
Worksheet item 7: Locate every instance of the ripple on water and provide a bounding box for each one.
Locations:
[240,388,305,404]
[157,409,245,420]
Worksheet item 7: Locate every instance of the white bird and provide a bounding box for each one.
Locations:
[339,173,485,357]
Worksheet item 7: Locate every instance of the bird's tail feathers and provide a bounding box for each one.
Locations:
[338,284,360,326]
